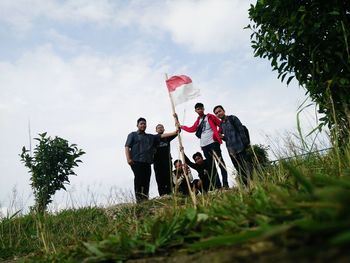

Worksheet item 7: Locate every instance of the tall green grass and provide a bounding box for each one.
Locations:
[1,142,350,262]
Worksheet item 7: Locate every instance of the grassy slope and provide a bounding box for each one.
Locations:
[1,147,350,262]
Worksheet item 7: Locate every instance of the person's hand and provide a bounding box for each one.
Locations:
[174,113,180,128]
[176,126,181,134]
[127,158,134,166]
[219,133,224,139]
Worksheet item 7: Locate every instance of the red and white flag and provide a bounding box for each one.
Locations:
[166,75,200,106]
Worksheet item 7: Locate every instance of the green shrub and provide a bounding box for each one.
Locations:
[248,0,350,143]
[20,132,85,213]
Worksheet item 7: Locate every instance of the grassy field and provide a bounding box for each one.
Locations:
[1,145,350,262]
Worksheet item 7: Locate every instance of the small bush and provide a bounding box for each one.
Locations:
[20,132,85,213]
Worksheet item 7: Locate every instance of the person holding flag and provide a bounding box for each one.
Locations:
[153,123,177,196]
[125,117,179,203]
[178,103,228,188]
[166,75,228,189]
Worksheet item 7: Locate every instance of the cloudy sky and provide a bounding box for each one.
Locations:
[0,0,319,214]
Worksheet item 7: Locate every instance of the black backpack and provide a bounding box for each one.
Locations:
[195,115,206,138]
[227,115,250,147]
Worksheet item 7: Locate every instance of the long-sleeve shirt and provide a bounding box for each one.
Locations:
[181,113,223,144]
[172,168,193,186]
[219,115,248,154]
[184,154,221,192]
[172,168,193,195]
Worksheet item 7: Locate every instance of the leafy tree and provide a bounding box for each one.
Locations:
[246,144,270,167]
[20,133,85,213]
[248,0,350,142]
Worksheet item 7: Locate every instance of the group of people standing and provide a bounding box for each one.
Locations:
[125,102,251,203]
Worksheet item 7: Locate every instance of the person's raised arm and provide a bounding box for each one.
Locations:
[180,115,200,132]
[184,153,197,170]
[160,125,180,139]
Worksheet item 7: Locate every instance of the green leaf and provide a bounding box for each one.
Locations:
[331,231,350,245]
[189,224,292,251]
[83,242,105,257]
[284,163,314,194]
[328,11,340,16]
[197,213,209,223]
[286,75,294,85]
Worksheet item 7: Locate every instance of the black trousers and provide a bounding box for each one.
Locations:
[131,162,151,203]
[178,181,191,195]
[229,150,251,187]
[153,159,172,196]
[202,142,227,187]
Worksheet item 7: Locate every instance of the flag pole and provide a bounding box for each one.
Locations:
[165,73,197,207]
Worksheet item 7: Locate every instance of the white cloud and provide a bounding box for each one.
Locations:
[0,0,118,31]
[45,29,83,53]
[0,0,41,31]
[0,44,176,206]
[117,0,253,52]
[160,0,251,52]
[1,0,253,53]
[48,0,121,27]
